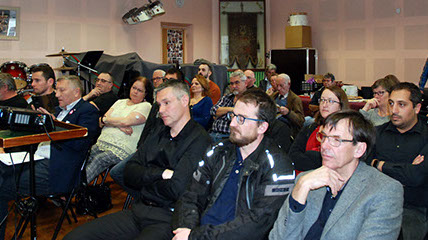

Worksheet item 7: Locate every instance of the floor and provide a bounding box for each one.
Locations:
[5,178,128,240]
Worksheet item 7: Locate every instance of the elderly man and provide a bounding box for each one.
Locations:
[273,73,304,137]
[210,71,247,143]
[0,73,28,108]
[64,80,212,240]
[369,82,428,240]
[270,110,404,240]
[83,72,118,116]
[29,64,59,113]
[198,63,221,104]
[309,72,336,113]
[259,64,277,92]
[244,69,256,89]
[152,69,166,88]
[172,89,295,240]
[0,75,99,239]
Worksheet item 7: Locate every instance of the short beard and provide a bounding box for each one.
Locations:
[229,128,257,147]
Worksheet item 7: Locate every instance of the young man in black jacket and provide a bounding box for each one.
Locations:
[65,80,212,240]
[172,88,295,240]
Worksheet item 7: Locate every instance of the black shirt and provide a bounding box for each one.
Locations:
[309,87,324,106]
[372,119,428,207]
[89,90,118,116]
[124,119,212,209]
[0,94,28,108]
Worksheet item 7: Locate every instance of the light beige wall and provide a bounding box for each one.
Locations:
[0,0,213,70]
[269,0,428,87]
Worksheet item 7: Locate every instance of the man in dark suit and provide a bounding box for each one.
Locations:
[0,75,99,239]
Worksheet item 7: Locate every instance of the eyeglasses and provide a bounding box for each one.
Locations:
[96,78,112,84]
[319,98,340,105]
[316,131,354,147]
[373,90,385,96]
[227,112,264,125]
[229,81,243,86]
[132,86,145,93]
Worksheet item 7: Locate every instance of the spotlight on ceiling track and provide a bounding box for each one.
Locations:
[122,0,165,25]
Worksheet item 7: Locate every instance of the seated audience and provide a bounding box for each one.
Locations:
[368,82,428,240]
[172,89,295,240]
[266,73,278,96]
[308,73,336,114]
[64,80,212,240]
[151,69,166,88]
[272,73,305,138]
[85,77,153,182]
[270,111,404,240]
[359,77,399,126]
[290,86,349,172]
[259,63,277,92]
[0,73,28,108]
[190,75,213,129]
[83,72,118,117]
[210,71,247,143]
[29,64,59,113]
[0,75,99,239]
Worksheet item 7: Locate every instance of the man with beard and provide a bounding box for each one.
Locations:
[369,82,428,240]
[64,80,212,240]
[172,88,295,240]
[209,71,247,143]
[29,64,59,113]
[198,63,221,104]
[270,111,403,240]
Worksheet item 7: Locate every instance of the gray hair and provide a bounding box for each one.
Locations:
[154,69,166,77]
[57,75,83,96]
[277,73,290,84]
[155,79,190,104]
[0,73,16,91]
[230,71,247,82]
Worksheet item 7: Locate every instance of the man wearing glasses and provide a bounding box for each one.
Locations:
[270,110,403,240]
[83,72,118,116]
[152,69,166,88]
[209,71,248,143]
[172,88,295,240]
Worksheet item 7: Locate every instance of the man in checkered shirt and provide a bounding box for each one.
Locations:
[209,70,247,143]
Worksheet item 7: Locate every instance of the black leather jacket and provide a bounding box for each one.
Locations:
[172,137,295,240]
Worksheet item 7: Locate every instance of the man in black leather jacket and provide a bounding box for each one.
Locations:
[172,88,295,240]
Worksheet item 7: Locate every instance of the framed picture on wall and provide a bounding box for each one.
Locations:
[0,7,19,40]
[162,28,185,64]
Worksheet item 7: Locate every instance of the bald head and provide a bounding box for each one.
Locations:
[244,70,256,88]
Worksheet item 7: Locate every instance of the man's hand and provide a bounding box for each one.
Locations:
[362,98,379,111]
[291,166,345,205]
[172,228,191,240]
[83,87,102,100]
[36,107,56,120]
[279,106,290,116]
[412,154,424,165]
[162,169,174,179]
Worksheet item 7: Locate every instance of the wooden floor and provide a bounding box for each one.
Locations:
[5,178,128,240]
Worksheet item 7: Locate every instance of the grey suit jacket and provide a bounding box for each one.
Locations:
[269,162,403,240]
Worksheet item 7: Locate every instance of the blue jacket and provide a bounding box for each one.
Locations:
[50,99,99,193]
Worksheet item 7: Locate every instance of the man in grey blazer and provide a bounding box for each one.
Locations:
[269,110,404,240]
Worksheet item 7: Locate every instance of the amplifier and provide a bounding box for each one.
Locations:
[0,107,55,133]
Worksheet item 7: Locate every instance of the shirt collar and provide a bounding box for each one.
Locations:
[60,98,81,111]
[385,118,424,135]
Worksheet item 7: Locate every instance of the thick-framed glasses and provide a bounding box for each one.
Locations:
[132,86,145,94]
[373,90,385,97]
[96,78,112,84]
[227,112,264,125]
[319,98,340,105]
[316,131,354,147]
